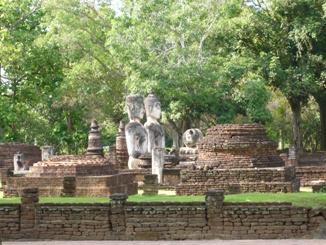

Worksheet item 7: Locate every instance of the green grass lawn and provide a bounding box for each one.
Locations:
[0,192,326,208]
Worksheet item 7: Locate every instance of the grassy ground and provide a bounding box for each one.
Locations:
[0,192,325,208]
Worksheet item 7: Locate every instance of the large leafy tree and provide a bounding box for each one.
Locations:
[0,0,63,143]
[237,0,324,151]
[41,0,125,122]
[111,0,271,147]
[38,0,127,152]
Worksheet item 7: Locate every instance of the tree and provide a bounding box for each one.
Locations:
[0,0,63,143]
[238,0,324,151]
[111,0,269,147]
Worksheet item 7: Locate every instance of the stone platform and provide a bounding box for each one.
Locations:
[26,155,116,177]
[176,167,299,195]
[4,155,137,197]
[5,174,137,197]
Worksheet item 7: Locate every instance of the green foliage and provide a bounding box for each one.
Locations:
[238,0,326,149]
[235,75,272,124]
[0,0,324,152]
[112,0,271,144]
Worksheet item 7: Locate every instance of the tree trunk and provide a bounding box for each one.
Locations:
[316,97,326,151]
[289,100,302,152]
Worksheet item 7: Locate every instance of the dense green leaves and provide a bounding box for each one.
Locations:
[0,0,324,152]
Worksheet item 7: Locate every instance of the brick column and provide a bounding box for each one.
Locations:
[143,174,158,195]
[205,189,224,238]
[61,176,76,197]
[20,188,39,239]
[110,193,128,238]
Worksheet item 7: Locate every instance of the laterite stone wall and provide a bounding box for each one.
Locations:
[0,189,325,240]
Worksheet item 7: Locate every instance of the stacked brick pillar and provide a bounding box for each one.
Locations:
[205,189,224,239]
[20,188,39,239]
[110,193,128,239]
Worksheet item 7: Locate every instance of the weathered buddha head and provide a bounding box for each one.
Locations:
[144,93,161,120]
[182,128,203,148]
[126,94,145,121]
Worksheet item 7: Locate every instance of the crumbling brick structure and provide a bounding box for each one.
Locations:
[177,124,299,195]
[0,143,41,170]
[4,155,137,197]
[197,124,284,168]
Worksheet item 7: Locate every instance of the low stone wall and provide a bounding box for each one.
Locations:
[176,182,299,195]
[176,167,299,195]
[0,204,20,236]
[1,189,325,240]
[4,174,138,197]
[296,167,326,186]
[298,152,326,167]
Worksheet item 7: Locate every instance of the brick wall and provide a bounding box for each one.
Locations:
[0,189,325,240]
[298,152,326,167]
[37,204,112,240]
[176,167,299,195]
[0,143,41,170]
[296,167,326,186]
[0,204,20,237]
[162,168,180,187]
[197,124,284,168]
[4,174,138,197]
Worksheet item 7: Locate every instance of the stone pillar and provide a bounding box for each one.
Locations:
[108,144,117,165]
[288,146,298,166]
[116,121,129,169]
[143,174,158,195]
[205,189,224,237]
[20,188,39,239]
[41,146,54,161]
[152,147,164,184]
[13,152,25,174]
[61,176,76,197]
[110,193,127,238]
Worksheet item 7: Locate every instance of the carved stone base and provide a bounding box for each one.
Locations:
[128,155,151,169]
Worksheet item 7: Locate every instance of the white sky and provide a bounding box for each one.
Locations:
[111,0,122,13]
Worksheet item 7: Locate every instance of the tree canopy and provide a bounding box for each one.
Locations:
[0,0,325,153]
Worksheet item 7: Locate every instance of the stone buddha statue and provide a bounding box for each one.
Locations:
[125,95,148,169]
[180,128,203,155]
[144,93,165,183]
[144,93,165,152]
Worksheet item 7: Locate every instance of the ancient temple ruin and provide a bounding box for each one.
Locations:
[176,124,300,195]
[4,120,137,197]
[197,124,284,168]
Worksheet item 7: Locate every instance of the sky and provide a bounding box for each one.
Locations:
[111,0,122,13]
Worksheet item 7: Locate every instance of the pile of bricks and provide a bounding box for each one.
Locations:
[177,124,299,194]
[197,124,284,168]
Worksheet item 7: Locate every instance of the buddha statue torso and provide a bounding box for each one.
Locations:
[144,93,165,153]
[125,95,148,169]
